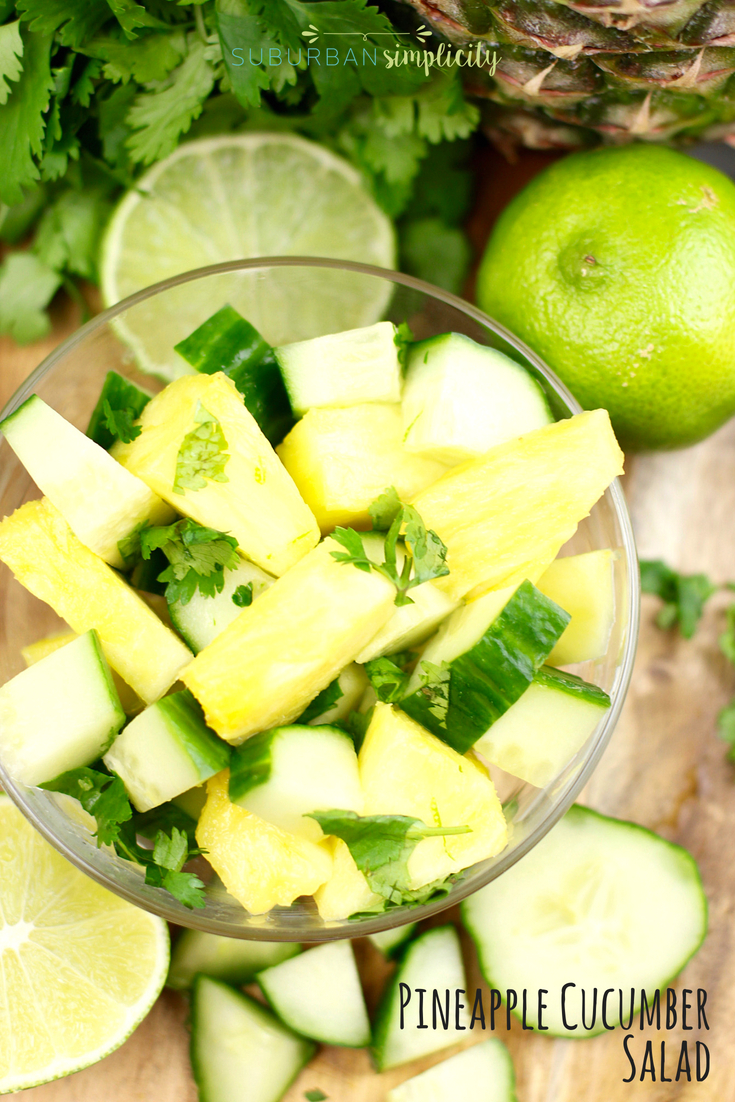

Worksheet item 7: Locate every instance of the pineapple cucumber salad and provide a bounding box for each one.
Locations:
[0,306,625,919]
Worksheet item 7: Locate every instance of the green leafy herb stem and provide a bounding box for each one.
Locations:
[139,517,239,605]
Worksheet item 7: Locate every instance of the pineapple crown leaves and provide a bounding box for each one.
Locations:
[138,517,240,606]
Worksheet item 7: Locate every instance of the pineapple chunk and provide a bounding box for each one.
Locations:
[0,499,192,704]
[359,704,507,889]
[314,838,382,922]
[21,630,144,715]
[112,372,319,576]
[183,538,395,743]
[410,409,624,601]
[276,404,447,533]
[536,549,617,665]
[196,770,333,914]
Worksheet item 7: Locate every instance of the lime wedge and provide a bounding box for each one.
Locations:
[101,134,396,381]
[0,797,169,1093]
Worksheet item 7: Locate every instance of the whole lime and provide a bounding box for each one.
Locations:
[476,145,735,451]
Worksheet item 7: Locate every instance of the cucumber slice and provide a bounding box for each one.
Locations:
[229,724,363,843]
[257,941,371,1047]
[536,550,617,665]
[168,930,299,990]
[355,533,459,663]
[174,305,293,446]
[461,805,708,1039]
[275,321,402,416]
[301,663,369,726]
[0,630,124,787]
[474,667,610,787]
[373,925,470,1070]
[86,371,153,451]
[190,975,314,1102]
[168,557,274,653]
[387,1039,517,1102]
[368,923,417,958]
[401,580,569,754]
[402,333,552,465]
[103,689,230,812]
[0,395,174,570]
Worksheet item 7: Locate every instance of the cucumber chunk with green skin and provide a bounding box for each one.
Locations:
[373,925,470,1070]
[104,690,230,812]
[0,395,174,570]
[301,663,369,726]
[168,557,274,653]
[257,941,371,1047]
[368,923,417,958]
[275,321,402,416]
[461,805,708,1040]
[190,975,314,1102]
[474,666,610,787]
[387,1039,517,1102]
[174,305,294,446]
[401,580,570,754]
[168,930,299,990]
[229,724,363,843]
[86,371,153,451]
[401,333,552,466]
[0,630,124,787]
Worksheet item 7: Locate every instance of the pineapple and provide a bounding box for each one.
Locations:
[410,408,624,601]
[0,499,192,704]
[360,703,508,889]
[183,538,395,743]
[196,771,333,914]
[21,630,144,715]
[112,372,319,576]
[314,838,383,921]
[537,549,618,664]
[276,404,447,534]
[402,0,735,147]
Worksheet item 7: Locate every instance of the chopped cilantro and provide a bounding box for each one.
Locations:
[101,398,141,444]
[304,1092,328,1102]
[640,559,717,639]
[231,583,253,608]
[139,517,239,606]
[364,657,409,704]
[417,659,451,728]
[369,485,402,532]
[394,321,413,371]
[41,766,131,846]
[173,402,230,496]
[299,677,344,724]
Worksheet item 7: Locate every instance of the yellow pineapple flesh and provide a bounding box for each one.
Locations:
[276,403,447,533]
[196,771,333,914]
[410,409,624,601]
[314,838,383,922]
[183,538,395,743]
[0,499,192,704]
[537,549,618,665]
[112,372,319,576]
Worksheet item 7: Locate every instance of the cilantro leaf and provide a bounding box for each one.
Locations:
[364,657,408,703]
[299,676,344,723]
[329,527,373,573]
[152,824,190,871]
[308,809,470,904]
[102,398,141,444]
[0,28,54,205]
[394,321,413,371]
[0,252,60,344]
[305,1092,328,1102]
[402,504,449,587]
[173,401,231,495]
[17,0,110,51]
[0,21,23,106]
[140,517,240,605]
[369,485,402,531]
[159,869,207,908]
[417,659,451,728]
[82,29,187,85]
[41,767,132,847]
[232,583,253,608]
[640,559,716,639]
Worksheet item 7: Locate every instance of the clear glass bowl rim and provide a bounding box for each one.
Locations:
[0,256,640,940]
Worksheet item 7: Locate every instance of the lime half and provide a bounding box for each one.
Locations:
[0,797,169,1093]
[101,134,396,381]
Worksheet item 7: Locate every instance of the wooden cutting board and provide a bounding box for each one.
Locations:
[3,155,734,1101]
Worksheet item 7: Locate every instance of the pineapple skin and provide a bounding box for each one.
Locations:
[183,538,396,743]
[196,771,333,914]
[410,408,624,601]
[112,372,319,576]
[0,498,192,704]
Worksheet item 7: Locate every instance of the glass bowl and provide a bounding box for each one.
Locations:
[0,258,640,941]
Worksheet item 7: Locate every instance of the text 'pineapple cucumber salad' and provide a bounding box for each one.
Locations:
[0,307,624,919]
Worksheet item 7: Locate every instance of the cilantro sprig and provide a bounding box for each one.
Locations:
[41,767,207,909]
[101,397,141,445]
[330,487,448,606]
[133,517,240,606]
[640,559,717,639]
[173,402,230,495]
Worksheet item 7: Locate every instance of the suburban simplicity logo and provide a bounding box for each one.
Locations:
[230,23,499,77]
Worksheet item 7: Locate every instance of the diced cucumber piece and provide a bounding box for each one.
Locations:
[461,805,708,1039]
[402,333,552,466]
[355,533,458,662]
[373,925,470,1070]
[86,370,152,451]
[257,941,371,1047]
[474,666,610,787]
[229,724,363,843]
[275,321,402,416]
[20,628,144,716]
[536,549,617,665]
[0,395,174,570]
[301,663,369,725]
[190,975,314,1102]
[174,305,293,445]
[172,783,208,819]
[368,923,417,958]
[103,689,230,812]
[168,930,299,990]
[387,1039,517,1102]
[0,630,124,787]
[168,557,274,654]
[402,580,570,754]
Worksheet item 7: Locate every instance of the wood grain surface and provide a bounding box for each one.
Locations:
[2,181,734,1100]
